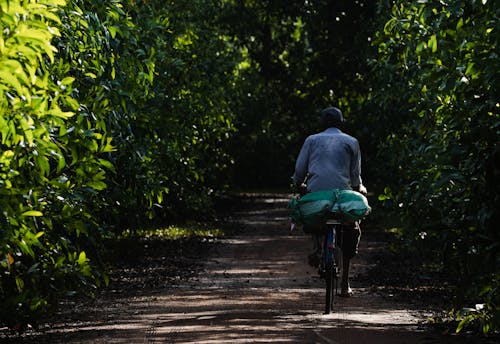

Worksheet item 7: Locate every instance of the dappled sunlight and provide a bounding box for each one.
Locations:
[11,193,435,343]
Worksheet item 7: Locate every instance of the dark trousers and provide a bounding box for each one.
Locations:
[306,221,361,260]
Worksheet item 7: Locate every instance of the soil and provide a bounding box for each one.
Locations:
[0,193,492,343]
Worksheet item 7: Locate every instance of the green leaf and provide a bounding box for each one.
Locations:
[98,158,115,171]
[62,96,80,111]
[77,251,87,265]
[428,34,437,53]
[18,239,35,257]
[15,276,25,292]
[48,106,75,119]
[21,210,44,217]
[101,137,116,152]
[86,181,107,190]
[56,155,66,172]
[0,70,24,94]
[0,150,14,165]
[60,77,75,85]
[15,27,51,42]
[36,154,50,176]
[47,0,67,6]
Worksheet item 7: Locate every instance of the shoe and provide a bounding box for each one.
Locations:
[340,282,353,297]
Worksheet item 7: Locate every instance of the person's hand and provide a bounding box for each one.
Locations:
[290,178,300,194]
[290,177,307,196]
[358,184,368,196]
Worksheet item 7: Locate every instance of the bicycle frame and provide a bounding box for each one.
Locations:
[323,217,342,314]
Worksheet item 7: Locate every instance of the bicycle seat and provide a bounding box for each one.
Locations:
[325,212,342,225]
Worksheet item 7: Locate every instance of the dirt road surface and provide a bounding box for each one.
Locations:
[3,193,474,343]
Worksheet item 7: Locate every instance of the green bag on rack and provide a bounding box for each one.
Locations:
[331,189,371,222]
[288,189,371,225]
[288,190,337,225]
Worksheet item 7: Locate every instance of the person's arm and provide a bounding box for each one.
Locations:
[292,138,311,187]
[350,139,367,195]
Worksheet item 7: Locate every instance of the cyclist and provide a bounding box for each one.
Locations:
[292,106,367,297]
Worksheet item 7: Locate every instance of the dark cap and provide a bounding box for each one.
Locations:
[320,107,344,128]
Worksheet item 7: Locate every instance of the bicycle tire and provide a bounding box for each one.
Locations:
[324,228,335,314]
[334,245,343,295]
[325,261,334,314]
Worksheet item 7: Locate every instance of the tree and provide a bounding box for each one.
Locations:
[220,0,376,188]
[370,0,499,334]
[0,0,110,326]
[0,0,242,327]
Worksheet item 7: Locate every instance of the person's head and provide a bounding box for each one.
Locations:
[320,106,344,129]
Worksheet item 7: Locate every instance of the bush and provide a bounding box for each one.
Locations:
[0,0,108,327]
[370,0,500,335]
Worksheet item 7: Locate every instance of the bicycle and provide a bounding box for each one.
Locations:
[320,212,343,314]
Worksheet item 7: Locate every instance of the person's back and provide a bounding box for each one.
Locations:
[293,127,362,192]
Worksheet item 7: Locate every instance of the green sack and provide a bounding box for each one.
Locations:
[288,189,371,225]
[331,189,371,221]
[288,190,338,225]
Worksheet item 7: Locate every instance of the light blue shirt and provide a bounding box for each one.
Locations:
[293,127,362,192]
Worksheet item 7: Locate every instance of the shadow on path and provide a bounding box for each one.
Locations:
[2,193,477,343]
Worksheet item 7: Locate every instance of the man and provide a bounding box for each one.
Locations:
[293,106,367,297]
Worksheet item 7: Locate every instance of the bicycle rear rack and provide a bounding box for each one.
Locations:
[325,219,341,225]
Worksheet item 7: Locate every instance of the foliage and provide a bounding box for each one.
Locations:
[120,225,224,240]
[114,0,238,224]
[219,0,376,188]
[57,0,162,228]
[1,0,498,336]
[370,0,499,335]
[0,0,108,327]
[1,0,240,327]
[455,274,500,335]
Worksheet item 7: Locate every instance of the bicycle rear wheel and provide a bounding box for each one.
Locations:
[324,228,335,314]
[325,261,334,314]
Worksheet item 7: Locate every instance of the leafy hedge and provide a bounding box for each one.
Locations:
[0,0,108,327]
[0,0,240,328]
[370,0,499,335]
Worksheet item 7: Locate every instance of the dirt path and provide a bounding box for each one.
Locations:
[4,193,470,343]
[149,194,428,344]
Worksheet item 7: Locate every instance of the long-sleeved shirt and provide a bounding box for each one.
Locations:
[293,127,362,192]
